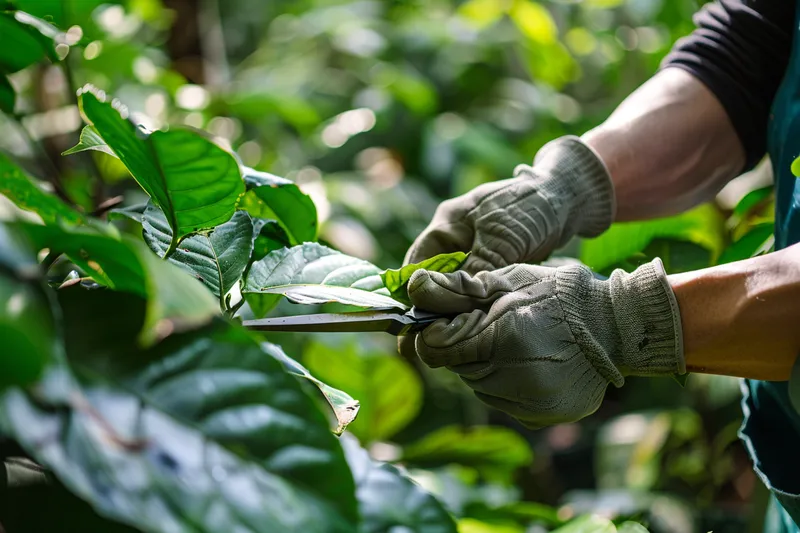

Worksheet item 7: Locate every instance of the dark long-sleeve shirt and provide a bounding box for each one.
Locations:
[661,0,795,170]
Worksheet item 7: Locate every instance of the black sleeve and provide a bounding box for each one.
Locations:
[661,0,795,170]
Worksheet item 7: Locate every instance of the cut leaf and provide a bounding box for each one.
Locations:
[304,340,422,443]
[62,125,117,157]
[78,87,245,254]
[239,167,318,245]
[381,251,468,306]
[263,341,360,435]
[0,75,14,114]
[0,12,59,74]
[143,202,254,302]
[580,204,725,272]
[341,435,457,533]
[400,425,533,483]
[0,287,358,533]
[244,243,405,313]
[0,152,85,225]
[18,222,218,345]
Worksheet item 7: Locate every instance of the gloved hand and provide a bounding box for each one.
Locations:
[402,259,684,428]
[405,135,616,274]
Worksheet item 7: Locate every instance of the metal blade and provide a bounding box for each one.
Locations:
[242,308,447,336]
[243,310,410,335]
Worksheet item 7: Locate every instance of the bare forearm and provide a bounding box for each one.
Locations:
[582,68,745,221]
[669,245,800,381]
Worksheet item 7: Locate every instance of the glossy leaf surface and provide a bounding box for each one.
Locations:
[143,202,254,301]
[79,88,245,253]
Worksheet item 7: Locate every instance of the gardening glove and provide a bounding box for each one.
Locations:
[404,258,684,428]
[405,135,615,274]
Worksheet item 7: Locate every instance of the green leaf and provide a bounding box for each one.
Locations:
[400,425,533,483]
[239,168,318,245]
[142,202,254,302]
[0,12,58,74]
[18,222,218,345]
[0,287,359,533]
[0,225,55,389]
[792,155,800,178]
[62,125,117,158]
[304,340,422,442]
[580,204,725,273]
[0,75,14,114]
[252,217,292,261]
[341,436,457,533]
[552,515,617,533]
[0,152,85,225]
[381,251,468,306]
[718,223,774,265]
[78,87,245,254]
[457,518,524,533]
[263,341,360,435]
[244,243,406,312]
[617,522,650,533]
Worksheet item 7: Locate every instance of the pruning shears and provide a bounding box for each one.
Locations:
[242,308,445,336]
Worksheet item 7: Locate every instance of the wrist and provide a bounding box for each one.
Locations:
[608,258,685,377]
[529,135,616,238]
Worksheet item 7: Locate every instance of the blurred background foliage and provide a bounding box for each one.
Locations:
[0,0,777,531]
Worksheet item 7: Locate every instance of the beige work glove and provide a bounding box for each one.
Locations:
[403,259,684,428]
[405,135,615,274]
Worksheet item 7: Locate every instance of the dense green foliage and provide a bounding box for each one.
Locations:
[0,0,777,532]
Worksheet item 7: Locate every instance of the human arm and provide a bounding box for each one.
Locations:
[672,242,800,381]
[405,1,793,270]
[585,0,794,220]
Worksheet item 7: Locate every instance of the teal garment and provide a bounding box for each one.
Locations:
[744,4,800,529]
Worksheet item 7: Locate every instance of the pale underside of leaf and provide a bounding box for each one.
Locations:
[62,125,117,157]
[244,243,405,311]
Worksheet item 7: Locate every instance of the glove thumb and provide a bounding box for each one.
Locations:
[407,265,536,314]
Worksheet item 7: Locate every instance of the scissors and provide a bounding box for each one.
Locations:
[242,308,446,336]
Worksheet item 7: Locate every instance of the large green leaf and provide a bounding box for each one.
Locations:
[400,425,533,483]
[143,202,254,304]
[0,12,58,74]
[0,152,85,225]
[0,287,358,533]
[341,435,457,533]
[18,222,218,345]
[304,340,422,443]
[381,251,469,306]
[0,225,55,389]
[77,87,245,254]
[62,125,117,158]
[0,75,14,114]
[244,243,405,314]
[263,341,360,435]
[239,168,318,245]
[580,204,725,272]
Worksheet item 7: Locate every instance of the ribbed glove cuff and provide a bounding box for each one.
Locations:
[524,135,616,238]
[608,258,685,376]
